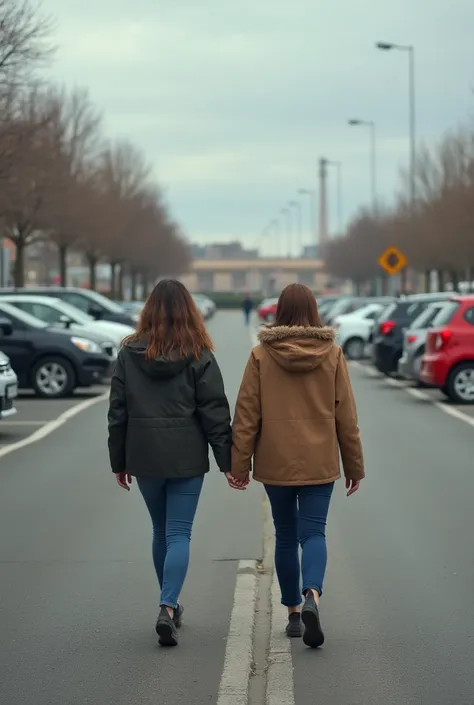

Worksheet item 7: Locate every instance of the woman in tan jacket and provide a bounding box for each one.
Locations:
[231,284,364,648]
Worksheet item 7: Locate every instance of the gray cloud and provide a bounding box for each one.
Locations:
[44,0,474,250]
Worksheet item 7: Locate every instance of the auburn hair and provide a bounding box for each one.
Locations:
[125,279,214,359]
[275,283,323,327]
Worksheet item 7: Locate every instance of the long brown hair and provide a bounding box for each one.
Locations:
[275,284,323,327]
[126,280,214,359]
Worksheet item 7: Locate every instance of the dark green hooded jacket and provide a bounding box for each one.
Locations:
[107,339,232,478]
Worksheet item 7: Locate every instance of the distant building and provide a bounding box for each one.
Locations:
[191,241,258,261]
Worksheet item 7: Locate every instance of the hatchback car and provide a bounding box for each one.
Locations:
[257,297,279,323]
[0,302,114,398]
[0,287,137,326]
[0,344,18,419]
[372,293,455,376]
[420,296,474,403]
[334,303,387,360]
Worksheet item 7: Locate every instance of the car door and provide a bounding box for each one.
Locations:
[0,313,37,383]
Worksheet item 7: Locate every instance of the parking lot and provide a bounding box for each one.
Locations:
[352,357,474,425]
[0,385,108,449]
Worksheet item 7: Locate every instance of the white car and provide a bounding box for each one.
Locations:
[334,303,386,360]
[0,296,135,347]
[0,348,18,419]
[192,294,216,319]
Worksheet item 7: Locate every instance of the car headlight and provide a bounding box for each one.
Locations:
[71,337,103,354]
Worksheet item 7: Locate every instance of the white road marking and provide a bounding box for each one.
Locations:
[266,569,296,705]
[0,391,109,459]
[216,560,258,705]
[350,361,474,430]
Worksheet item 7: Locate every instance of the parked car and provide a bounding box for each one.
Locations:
[0,302,116,398]
[334,302,387,360]
[323,297,370,326]
[0,287,137,326]
[372,292,455,376]
[191,294,216,320]
[119,301,144,316]
[398,301,449,383]
[0,344,18,419]
[0,295,135,347]
[420,295,474,403]
[257,297,279,323]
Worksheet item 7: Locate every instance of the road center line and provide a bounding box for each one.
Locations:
[216,560,258,705]
[0,391,109,460]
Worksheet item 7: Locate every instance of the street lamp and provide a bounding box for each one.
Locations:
[348,119,377,212]
[298,188,317,255]
[325,161,343,234]
[289,200,302,257]
[376,41,416,217]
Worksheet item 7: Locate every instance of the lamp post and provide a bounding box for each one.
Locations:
[348,119,377,212]
[326,161,343,234]
[298,188,317,256]
[289,200,302,257]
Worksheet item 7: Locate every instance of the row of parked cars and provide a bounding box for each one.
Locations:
[318,292,474,404]
[0,286,216,416]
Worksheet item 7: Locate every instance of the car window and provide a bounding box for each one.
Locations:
[14,301,62,324]
[408,304,443,330]
[432,301,460,327]
[59,292,94,313]
[463,307,474,326]
[0,302,47,329]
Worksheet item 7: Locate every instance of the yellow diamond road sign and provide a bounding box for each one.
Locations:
[378,246,407,276]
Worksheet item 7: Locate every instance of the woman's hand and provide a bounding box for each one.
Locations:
[225,473,248,490]
[346,478,361,497]
[116,472,132,491]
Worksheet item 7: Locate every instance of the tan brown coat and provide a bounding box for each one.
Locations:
[231,325,364,486]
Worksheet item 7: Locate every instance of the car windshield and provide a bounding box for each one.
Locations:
[47,299,94,323]
[431,300,461,327]
[408,303,445,330]
[0,302,48,329]
[79,289,126,313]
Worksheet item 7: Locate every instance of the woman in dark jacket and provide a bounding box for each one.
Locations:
[107,280,241,647]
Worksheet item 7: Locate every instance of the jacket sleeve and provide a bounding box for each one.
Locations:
[231,351,261,481]
[195,352,232,473]
[107,352,128,474]
[335,349,365,481]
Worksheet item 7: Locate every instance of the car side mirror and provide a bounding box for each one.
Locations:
[59,314,72,328]
[0,317,13,336]
[88,305,103,320]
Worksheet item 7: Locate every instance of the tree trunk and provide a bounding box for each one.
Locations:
[141,272,151,298]
[437,269,445,291]
[118,264,125,301]
[87,254,97,290]
[58,244,68,286]
[110,262,117,298]
[14,241,25,288]
[131,270,138,300]
[424,270,431,293]
[450,270,459,291]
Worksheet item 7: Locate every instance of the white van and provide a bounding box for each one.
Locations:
[0,350,18,418]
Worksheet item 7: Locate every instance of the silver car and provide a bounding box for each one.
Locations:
[398,301,449,381]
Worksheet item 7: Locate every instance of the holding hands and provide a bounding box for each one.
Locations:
[225,472,249,490]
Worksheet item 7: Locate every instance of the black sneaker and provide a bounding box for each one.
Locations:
[301,592,324,648]
[285,612,302,638]
[156,606,178,646]
[174,603,184,629]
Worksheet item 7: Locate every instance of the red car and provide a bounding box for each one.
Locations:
[420,295,474,403]
[257,297,278,322]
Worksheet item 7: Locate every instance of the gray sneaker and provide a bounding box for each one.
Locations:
[156,606,178,646]
[285,612,302,638]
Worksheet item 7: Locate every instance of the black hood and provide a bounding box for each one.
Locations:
[124,338,193,379]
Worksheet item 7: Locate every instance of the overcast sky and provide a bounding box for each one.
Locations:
[44,0,474,254]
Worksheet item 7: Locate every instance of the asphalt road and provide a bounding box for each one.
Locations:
[1,310,474,705]
[0,386,106,448]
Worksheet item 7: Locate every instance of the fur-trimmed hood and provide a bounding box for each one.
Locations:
[257,325,336,372]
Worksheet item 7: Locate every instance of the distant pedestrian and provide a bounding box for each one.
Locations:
[107,279,243,647]
[230,284,364,648]
[242,294,253,325]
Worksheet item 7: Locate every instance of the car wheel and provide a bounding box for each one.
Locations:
[343,337,365,360]
[31,357,76,399]
[446,363,474,404]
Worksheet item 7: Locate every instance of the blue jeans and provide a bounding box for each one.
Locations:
[137,475,204,609]
[265,483,334,607]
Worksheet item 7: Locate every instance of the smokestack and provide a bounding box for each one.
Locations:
[318,158,328,256]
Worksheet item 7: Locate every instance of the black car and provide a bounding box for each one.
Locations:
[0,287,137,327]
[0,302,114,398]
[372,293,455,375]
